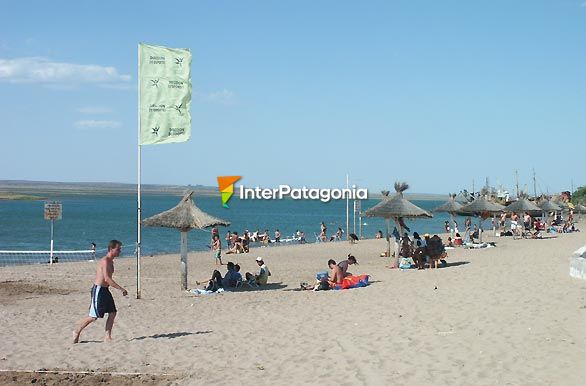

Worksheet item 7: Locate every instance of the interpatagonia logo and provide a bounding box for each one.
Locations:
[217,176,241,208]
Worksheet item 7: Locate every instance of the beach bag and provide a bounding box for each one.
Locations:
[399,257,413,269]
[316,281,330,291]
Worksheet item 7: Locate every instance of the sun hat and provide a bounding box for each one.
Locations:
[256,256,264,262]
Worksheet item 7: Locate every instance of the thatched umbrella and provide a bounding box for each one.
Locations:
[459,196,505,241]
[143,191,230,290]
[538,200,562,225]
[503,198,541,213]
[574,204,586,215]
[364,182,432,264]
[434,194,463,237]
[538,200,562,212]
[538,200,562,223]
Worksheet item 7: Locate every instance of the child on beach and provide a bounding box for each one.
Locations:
[212,234,223,265]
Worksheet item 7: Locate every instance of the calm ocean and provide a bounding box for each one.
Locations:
[0,194,463,256]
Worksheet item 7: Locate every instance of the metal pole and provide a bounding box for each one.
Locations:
[385,218,390,258]
[137,144,142,299]
[359,211,362,240]
[533,168,537,199]
[136,44,142,299]
[346,174,350,240]
[50,219,54,265]
[353,200,356,235]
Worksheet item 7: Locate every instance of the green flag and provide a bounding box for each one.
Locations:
[139,43,192,145]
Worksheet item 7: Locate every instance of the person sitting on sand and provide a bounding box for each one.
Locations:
[197,262,239,291]
[327,259,344,287]
[337,254,358,277]
[375,230,383,239]
[453,233,463,246]
[446,237,454,247]
[399,233,412,258]
[245,257,271,285]
[412,240,426,270]
[233,264,242,283]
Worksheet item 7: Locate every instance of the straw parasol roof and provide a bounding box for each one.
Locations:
[503,198,541,213]
[538,200,562,212]
[364,183,433,219]
[434,195,463,214]
[143,191,230,230]
[459,196,504,242]
[434,195,463,237]
[143,191,229,290]
[364,182,432,263]
[459,196,505,214]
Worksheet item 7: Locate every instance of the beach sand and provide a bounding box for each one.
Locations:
[1,224,585,385]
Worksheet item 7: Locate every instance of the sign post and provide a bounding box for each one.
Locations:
[44,201,62,265]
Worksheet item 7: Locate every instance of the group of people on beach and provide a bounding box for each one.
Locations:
[395,232,448,270]
[211,228,310,265]
[196,256,271,292]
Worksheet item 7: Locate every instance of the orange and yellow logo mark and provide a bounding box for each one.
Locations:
[217,176,241,208]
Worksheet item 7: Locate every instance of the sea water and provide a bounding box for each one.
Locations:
[0,194,470,258]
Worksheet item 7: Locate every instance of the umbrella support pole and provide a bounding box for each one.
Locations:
[180,231,188,290]
[385,218,391,259]
[478,218,483,243]
[393,218,402,268]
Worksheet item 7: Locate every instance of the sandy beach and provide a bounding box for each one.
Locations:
[1,224,585,385]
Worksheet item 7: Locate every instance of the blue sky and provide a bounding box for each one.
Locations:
[1,0,585,195]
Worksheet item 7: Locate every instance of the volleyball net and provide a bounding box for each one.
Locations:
[0,249,102,267]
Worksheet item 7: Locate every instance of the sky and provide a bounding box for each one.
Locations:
[1,0,585,196]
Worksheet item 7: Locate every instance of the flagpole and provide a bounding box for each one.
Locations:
[136,44,142,299]
[346,173,350,240]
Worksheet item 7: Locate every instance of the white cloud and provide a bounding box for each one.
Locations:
[74,120,122,130]
[207,89,237,105]
[0,57,131,85]
[77,106,113,114]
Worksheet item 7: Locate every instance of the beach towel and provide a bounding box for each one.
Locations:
[190,288,225,295]
[333,274,369,290]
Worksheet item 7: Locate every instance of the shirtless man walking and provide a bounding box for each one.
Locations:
[73,240,128,343]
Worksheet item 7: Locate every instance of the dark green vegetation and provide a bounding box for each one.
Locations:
[572,186,586,204]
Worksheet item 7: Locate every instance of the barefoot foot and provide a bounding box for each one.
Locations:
[72,330,80,344]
